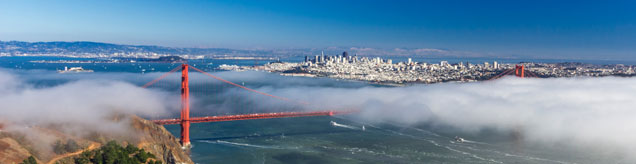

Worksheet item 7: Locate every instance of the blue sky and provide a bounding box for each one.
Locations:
[1,0,635,59]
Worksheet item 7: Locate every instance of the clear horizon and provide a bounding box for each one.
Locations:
[1,0,635,59]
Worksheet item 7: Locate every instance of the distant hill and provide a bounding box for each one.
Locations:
[0,41,285,57]
[0,40,459,58]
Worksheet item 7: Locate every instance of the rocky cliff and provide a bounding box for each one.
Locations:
[0,115,193,164]
[131,116,192,164]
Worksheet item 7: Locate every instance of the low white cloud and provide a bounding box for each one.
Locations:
[349,47,375,51]
[413,48,447,53]
[0,69,174,156]
[230,76,636,157]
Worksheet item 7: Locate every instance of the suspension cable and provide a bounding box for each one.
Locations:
[488,69,513,80]
[141,66,182,88]
[188,65,309,105]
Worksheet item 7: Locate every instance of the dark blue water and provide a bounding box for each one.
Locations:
[1,56,627,164]
[0,56,300,73]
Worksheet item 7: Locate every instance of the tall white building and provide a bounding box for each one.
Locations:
[440,61,448,66]
[321,51,325,63]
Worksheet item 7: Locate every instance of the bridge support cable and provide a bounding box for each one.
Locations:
[188,65,309,105]
[141,66,182,88]
[525,71,540,78]
[488,69,514,80]
[489,65,542,80]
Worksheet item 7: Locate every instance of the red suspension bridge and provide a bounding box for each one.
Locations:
[488,64,540,80]
[144,63,535,147]
[143,64,356,147]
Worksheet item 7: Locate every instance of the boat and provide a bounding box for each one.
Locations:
[58,66,94,73]
[454,136,465,143]
[362,125,366,131]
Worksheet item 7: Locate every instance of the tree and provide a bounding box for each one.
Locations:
[65,139,80,152]
[76,140,158,164]
[134,149,151,162]
[53,140,65,154]
[53,139,82,155]
[125,144,139,154]
[21,156,37,164]
[74,151,91,164]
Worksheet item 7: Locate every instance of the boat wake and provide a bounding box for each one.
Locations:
[331,121,364,130]
[198,140,298,150]
[372,125,504,164]
[462,140,489,145]
[461,146,573,164]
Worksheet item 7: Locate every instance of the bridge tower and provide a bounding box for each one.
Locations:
[515,65,525,78]
[180,64,191,147]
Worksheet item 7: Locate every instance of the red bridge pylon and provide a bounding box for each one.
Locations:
[489,64,540,80]
[514,65,525,78]
[180,64,191,147]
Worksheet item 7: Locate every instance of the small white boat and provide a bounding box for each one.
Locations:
[330,121,337,126]
[454,136,465,143]
[362,125,366,131]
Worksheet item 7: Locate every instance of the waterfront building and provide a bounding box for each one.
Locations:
[441,61,449,67]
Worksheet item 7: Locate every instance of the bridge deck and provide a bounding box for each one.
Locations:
[152,110,357,125]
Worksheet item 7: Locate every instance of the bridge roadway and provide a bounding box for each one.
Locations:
[152,110,358,125]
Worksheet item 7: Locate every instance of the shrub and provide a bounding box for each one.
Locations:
[21,156,37,164]
[74,141,158,164]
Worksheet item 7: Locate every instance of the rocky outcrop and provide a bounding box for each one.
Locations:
[131,116,193,164]
[0,115,193,164]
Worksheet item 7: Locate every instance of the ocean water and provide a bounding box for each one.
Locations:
[163,117,589,164]
[1,56,630,163]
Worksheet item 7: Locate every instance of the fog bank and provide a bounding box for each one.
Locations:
[0,70,173,156]
[232,76,636,155]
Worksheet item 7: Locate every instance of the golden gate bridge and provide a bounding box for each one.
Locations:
[143,63,536,147]
[142,64,357,147]
[488,64,540,80]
